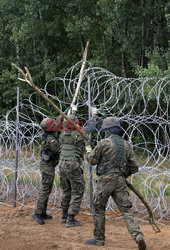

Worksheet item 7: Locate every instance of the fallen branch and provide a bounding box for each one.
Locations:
[11,63,88,141]
[126,179,161,233]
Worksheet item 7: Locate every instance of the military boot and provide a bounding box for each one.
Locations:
[66,215,82,228]
[137,239,146,250]
[41,213,53,220]
[32,213,44,225]
[60,211,68,223]
[84,238,104,246]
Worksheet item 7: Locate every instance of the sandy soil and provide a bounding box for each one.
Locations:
[0,205,170,250]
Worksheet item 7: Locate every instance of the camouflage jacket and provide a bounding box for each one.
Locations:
[41,133,60,163]
[86,134,139,177]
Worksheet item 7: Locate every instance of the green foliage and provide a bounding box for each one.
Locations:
[136,63,163,78]
[0,0,169,116]
[135,47,170,77]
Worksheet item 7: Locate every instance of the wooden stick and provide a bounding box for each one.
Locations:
[11,63,89,141]
[68,40,90,115]
[126,179,161,233]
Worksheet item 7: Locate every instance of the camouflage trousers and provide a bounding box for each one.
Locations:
[93,173,144,244]
[35,160,56,214]
[59,161,85,215]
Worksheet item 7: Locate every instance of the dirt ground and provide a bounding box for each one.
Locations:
[0,205,170,250]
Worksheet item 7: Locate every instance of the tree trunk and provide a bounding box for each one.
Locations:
[141,0,146,67]
[153,0,164,48]
[121,51,126,77]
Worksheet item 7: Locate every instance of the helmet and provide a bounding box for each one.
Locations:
[40,118,56,132]
[40,118,49,130]
[101,116,122,130]
[56,115,64,122]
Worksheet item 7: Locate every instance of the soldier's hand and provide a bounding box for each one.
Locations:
[90,106,98,118]
[86,145,93,153]
[71,103,78,115]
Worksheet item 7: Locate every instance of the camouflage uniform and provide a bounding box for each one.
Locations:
[32,118,61,224]
[85,117,146,249]
[35,132,60,215]
[58,116,86,226]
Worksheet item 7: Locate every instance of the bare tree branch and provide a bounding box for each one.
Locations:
[126,179,161,233]
[11,63,89,141]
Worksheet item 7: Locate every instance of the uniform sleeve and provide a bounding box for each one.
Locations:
[47,136,60,154]
[76,133,86,156]
[83,118,97,133]
[126,141,139,174]
[86,140,104,165]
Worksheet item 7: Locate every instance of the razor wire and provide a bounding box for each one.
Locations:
[0,61,169,222]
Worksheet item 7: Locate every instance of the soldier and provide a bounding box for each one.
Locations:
[59,114,86,227]
[32,117,61,225]
[84,117,146,250]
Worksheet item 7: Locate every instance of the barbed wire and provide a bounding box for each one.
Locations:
[0,62,169,222]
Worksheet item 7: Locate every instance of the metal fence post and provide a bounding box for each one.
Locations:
[88,75,93,215]
[13,87,20,207]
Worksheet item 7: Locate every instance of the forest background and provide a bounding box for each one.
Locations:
[0,0,169,116]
